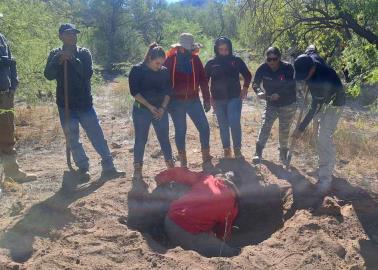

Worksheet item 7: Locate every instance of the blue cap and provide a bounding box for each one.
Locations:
[59,23,80,34]
[294,54,315,81]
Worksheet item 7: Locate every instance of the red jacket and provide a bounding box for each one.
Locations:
[164,48,211,104]
[155,168,238,239]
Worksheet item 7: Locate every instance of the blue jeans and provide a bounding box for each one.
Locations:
[58,107,114,170]
[214,98,242,149]
[132,105,173,164]
[168,98,210,151]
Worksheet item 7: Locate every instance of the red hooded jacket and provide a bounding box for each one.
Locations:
[164,48,211,104]
[155,167,238,239]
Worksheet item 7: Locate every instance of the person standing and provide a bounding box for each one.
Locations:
[205,37,252,159]
[44,23,124,181]
[0,13,37,182]
[164,33,212,168]
[252,47,297,164]
[293,54,345,194]
[129,43,175,180]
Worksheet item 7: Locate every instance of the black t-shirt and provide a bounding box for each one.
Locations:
[252,61,296,107]
[129,62,172,107]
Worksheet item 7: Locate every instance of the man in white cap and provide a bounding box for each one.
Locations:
[164,33,212,169]
[0,13,37,182]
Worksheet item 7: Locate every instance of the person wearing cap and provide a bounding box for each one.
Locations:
[164,33,212,168]
[293,53,345,194]
[252,47,297,165]
[0,13,37,183]
[205,37,252,159]
[305,45,326,65]
[44,23,125,181]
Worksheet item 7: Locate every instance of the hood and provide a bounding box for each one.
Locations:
[214,36,233,57]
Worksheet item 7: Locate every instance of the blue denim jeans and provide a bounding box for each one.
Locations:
[168,98,210,151]
[58,106,114,170]
[132,104,173,164]
[214,98,242,149]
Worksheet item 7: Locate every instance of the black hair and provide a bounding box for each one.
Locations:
[144,42,166,63]
[266,47,281,58]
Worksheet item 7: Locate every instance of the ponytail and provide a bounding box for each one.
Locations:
[144,42,166,63]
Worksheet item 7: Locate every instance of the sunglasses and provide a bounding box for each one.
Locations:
[267,57,279,62]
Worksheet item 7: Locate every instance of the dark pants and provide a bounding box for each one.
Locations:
[132,105,173,164]
[0,92,15,155]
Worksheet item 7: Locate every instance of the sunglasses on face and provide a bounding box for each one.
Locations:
[267,57,279,62]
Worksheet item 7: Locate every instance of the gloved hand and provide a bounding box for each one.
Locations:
[203,102,211,113]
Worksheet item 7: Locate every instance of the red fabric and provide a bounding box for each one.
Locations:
[155,168,238,239]
[164,49,211,104]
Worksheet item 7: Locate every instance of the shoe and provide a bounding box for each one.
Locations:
[77,168,90,183]
[165,159,175,169]
[178,150,188,168]
[224,148,233,159]
[234,148,244,160]
[101,167,126,180]
[252,143,263,165]
[4,161,37,183]
[133,163,143,180]
[201,148,213,163]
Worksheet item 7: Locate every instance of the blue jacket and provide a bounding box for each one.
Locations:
[44,46,93,111]
[0,33,18,91]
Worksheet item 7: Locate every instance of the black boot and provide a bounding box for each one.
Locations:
[252,143,263,164]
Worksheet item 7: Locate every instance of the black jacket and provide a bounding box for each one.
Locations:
[205,37,252,100]
[129,62,172,108]
[252,62,296,107]
[44,46,93,111]
[298,62,345,131]
[0,33,18,91]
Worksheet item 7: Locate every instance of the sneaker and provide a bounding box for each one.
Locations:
[77,168,90,183]
[252,143,263,165]
[101,167,126,180]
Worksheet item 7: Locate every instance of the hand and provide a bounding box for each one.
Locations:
[156,107,166,120]
[59,50,73,65]
[291,128,303,139]
[241,86,248,99]
[257,92,266,100]
[269,93,280,101]
[148,105,159,119]
[204,102,211,113]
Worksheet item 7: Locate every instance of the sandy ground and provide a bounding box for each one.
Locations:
[0,83,378,270]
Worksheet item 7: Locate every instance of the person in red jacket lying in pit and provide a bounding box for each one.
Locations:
[155,167,241,257]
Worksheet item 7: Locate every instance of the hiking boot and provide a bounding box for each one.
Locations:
[178,150,188,168]
[101,167,126,180]
[252,143,263,165]
[165,159,175,169]
[133,163,143,180]
[279,148,289,164]
[77,168,90,183]
[224,148,233,159]
[234,148,244,160]
[3,160,37,183]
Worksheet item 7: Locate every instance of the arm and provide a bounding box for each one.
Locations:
[252,65,264,94]
[238,58,252,88]
[197,57,211,104]
[7,45,19,91]
[44,50,61,81]
[155,167,204,186]
[161,69,172,109]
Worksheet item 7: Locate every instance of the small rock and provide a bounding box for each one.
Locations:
[111,116,116,120]
[76,259,80,264]
[111,142,122,149]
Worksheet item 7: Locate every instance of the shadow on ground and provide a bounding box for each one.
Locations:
[0,172,107,263]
